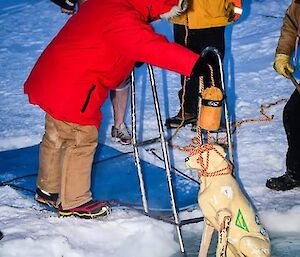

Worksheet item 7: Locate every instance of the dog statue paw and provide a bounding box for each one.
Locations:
[185,144,271,257]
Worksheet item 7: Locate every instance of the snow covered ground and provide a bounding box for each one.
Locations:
[0,0,300,256]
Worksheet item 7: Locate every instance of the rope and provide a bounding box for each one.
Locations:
[163,24,287,152]
[187,144,232,177]
[172,97,288,152]
[231,98,287,133]
[172,64,221,151]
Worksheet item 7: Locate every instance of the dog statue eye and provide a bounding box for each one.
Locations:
[185,157,189,162]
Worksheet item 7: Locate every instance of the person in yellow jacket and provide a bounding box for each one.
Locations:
[166,0,243,128]
[266,0,300,191]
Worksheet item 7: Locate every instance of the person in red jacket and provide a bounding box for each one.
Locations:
[52,0,132,145]
[25,0,208,219]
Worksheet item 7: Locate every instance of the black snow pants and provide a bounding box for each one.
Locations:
[283,89,300,180]
[173,24,225,115]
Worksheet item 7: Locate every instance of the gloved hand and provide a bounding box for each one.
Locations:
[225,2,242,22]
[135,62,144,68]
[51,0,78,14]
[160,0,188,19]
[191,57,208,77]
[191,51,216,78]
[274,53,295,78]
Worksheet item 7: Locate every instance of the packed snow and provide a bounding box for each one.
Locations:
[0,0,300,256]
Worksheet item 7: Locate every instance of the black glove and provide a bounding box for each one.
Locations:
[50,0,78,12]
[191,51,220,86]
[135,62,144,68]
[191,51,218,80]
[191,57,207,77]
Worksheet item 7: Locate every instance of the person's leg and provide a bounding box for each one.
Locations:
[110,84,129,129]
[186,26,225,112]
[46,116,111,218]
[284,90,300,179]
[165,24,198,128]
[38,114,100,208]
[38,114,63,193]
[266,90,300,190]
[166,25,225,128]
[110,77,131,145]
[54,119,97,209]
[175,24,197,115]
[36,113,62,207]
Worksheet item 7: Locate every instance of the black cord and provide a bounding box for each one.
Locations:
[92,151,133,165]
[1,174,37,184]
[0,151,133,189]
[147,148,200,185]
[109,200,203,226]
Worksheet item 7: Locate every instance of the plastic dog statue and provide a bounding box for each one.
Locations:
[185,144,271,257]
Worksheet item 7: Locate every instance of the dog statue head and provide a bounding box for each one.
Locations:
[185,144,231,175]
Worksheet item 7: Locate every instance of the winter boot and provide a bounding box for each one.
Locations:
[111,122,132,145]
[165,110,197,129]
[58,200,111,219]
[35,188,59,208]
[266,173,300,191]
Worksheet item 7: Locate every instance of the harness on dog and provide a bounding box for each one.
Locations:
[188,144,232,177]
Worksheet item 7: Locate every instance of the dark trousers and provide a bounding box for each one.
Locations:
[283,89,300,180]
[174,24,225,114]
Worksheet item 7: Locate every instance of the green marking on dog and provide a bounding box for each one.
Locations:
[235,209,249,232]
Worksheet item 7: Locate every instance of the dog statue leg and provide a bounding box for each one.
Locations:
[239,236,271,257]
[198,220,214,257]
[216,209,232,257]
[226,243,241,257]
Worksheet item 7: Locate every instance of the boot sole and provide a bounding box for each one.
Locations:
[59,207,111,219]
[165,118,197,129]
[111,137,132,145]
[35,195,58,209]
[266,181,300,191]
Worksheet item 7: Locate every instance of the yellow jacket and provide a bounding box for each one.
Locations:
[171,0,242,29]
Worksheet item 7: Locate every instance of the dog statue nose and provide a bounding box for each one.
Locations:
[185,157,189,162]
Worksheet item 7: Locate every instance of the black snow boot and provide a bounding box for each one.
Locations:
[266,173,300,191]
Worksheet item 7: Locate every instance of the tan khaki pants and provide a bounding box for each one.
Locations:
[37,114,98,209]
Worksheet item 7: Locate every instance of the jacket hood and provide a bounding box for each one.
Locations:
[129,0,184,21]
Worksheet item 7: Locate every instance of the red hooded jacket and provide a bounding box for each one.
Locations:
[24,0,199,128]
